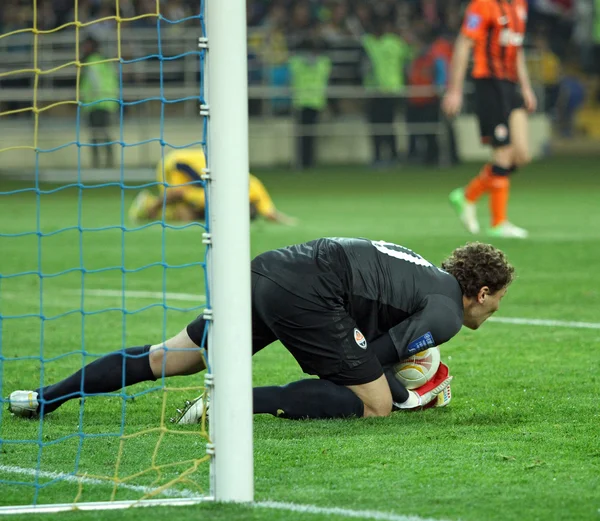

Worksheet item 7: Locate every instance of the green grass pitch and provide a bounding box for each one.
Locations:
[0,158,599,521]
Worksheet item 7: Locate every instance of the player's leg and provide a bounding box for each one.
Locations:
[368,98,383,164]
[10,272,276,419]
[254,346,393,419]
[449,80,497,234]
[175,273,279,424]
[508,107,531,168]
[382,97,397,162]
[250,274,392,419]
[8,327,205,418]
[153,305,275,378]
[305,108,319,168]
[486,99,529,238]
[88,110,102,169]
[98,109,114,168]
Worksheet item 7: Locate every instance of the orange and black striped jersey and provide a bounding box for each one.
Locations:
[460,0,527,82]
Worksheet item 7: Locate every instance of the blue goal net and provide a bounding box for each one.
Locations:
[0,0,214,511]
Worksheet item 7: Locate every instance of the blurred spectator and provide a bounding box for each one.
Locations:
[288,1,314,51]
[133,0,158,28]
[320,1,353,44]
[347,2,373,37]
[406,29,451,165]
[555,66,586,137]
[572,0,593,71]
[362,18,412,166]
[258,2,291,115]
[88,2,118,40]
[80,35,119,168]
[593,0,600,85]
[419,0,440,28]
[289,36,332,169]
[163,0,188,22]
[531,0,575,59]
[1,3,31,45]
[529,30,561,113]
[38,1,58,31]
[1,0,596,148]
[431,29,460,165]
[0,1,32,117]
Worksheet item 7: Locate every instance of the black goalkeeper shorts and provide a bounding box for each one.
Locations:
[187,272,383,386]
[251,272,383,385]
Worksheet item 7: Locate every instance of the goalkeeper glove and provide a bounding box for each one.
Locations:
[394,362,452,410]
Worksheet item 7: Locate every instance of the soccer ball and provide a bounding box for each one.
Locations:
[394,347,441,389]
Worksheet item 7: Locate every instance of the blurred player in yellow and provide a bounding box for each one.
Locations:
[129,148,297,225]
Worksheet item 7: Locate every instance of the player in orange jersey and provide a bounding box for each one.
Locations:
[442,0,536,239]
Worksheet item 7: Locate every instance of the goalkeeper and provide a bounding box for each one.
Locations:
[129,148,297,225]
[9,238,513,420]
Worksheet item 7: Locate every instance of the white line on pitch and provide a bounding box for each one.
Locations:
[0,465,449,521]
[78,289,206,302]
[0,497,449,521]
[256,501,452,521]
[488,316,600,330]
[82,292,600,330]
[5,288,600,331]
[0,465,202,499]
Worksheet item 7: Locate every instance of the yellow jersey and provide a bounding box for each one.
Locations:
[156,149,275,217]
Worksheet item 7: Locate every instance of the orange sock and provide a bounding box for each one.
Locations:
[464,163,492,203]
[488,175,510,226]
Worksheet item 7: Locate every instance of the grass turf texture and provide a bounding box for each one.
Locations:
[0,158,599,521]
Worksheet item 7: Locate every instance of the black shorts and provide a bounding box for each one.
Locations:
[186,272,382,385]
[474,79,524,148]
[250,272,382,385]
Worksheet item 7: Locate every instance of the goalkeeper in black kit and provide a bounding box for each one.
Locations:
[9,238,513,420]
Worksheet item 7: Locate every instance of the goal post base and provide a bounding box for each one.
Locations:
[0,497,215,515]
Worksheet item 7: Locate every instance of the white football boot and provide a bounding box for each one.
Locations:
[170,395,208,425]
[487,221,529,239]
[449,188,480,234]
[8,390,40,418]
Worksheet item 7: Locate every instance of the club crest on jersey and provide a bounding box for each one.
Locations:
[354,328,367,349]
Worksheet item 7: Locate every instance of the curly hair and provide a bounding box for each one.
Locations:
[441,242,514,298]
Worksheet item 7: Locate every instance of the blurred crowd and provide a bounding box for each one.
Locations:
[0,0,592,50]
[0,0,597,144]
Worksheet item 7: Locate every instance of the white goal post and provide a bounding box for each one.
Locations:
[205,0,254,504]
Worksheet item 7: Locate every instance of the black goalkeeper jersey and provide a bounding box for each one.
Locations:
[251,237,464,360]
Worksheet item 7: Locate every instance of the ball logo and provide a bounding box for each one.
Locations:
[354,328,367,349]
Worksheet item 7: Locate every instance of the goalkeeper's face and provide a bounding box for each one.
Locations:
[462,285,507,330]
